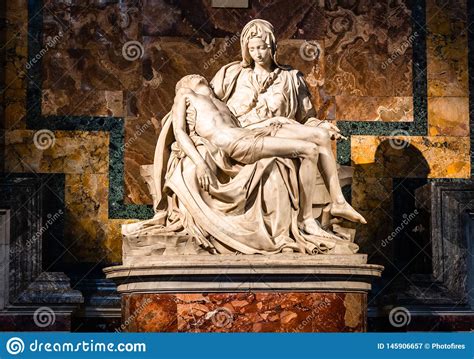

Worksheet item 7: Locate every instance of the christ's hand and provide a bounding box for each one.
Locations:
[196,163,217,192]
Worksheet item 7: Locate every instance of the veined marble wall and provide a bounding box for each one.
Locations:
[2,0,472,272]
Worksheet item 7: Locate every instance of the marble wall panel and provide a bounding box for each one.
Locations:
[65,173,109,222]
[336,96,413,121]
[4,45,27,91]
[324,0,412,98]
[426,0,468,97]
[4,89,27,129]
[42,89,125,116]
[4,0,28,91]
[141,0,326,40]
[4,0,28,131]
[43,0,142,51]
[64,174,134,264]
[42,48,142,92]
[351,136,471,179]
[428,96,469,136]
[106,219,134,264]
[426,0,469,143]
[64,173,109,264]
[61,174,109,263]
[5,130,109,174]
[124,116,158,204]
[276,39,335,120]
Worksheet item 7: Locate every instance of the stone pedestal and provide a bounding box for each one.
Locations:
[104,254,383,332]
[0,176,83,331]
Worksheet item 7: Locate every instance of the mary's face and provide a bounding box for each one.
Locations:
[248,37,272,67]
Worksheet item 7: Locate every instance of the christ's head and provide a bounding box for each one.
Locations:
[175,74,209,93]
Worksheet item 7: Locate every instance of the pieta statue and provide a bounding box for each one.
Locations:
[122,19,366,259]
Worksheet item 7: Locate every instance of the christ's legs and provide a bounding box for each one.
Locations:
[254,137,318,225]
[272,124,367,224]
[273,125,344,200]
[252,137,339,238]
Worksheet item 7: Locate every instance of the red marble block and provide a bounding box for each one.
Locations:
[121,292,367,333]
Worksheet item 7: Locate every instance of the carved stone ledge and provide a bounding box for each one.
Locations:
[104,254,383,293]
[15,272,83,304]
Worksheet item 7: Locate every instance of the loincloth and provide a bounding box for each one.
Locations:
[226,121,283,164]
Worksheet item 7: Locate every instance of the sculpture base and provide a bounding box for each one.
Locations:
[121,291,366,332]
[104,254,383,333]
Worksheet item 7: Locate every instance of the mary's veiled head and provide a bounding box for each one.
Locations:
[240,19,280,68]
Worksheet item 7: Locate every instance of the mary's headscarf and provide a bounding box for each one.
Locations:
[240,19,282,68]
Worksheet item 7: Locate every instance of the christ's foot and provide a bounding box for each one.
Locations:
[298,219,340,240]
[331,201,367,224]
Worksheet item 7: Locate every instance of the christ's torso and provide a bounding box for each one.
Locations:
[184,91,248,150]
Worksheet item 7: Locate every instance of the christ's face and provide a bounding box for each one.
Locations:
[188,77,211,96]
[248,37,272,67]
[191,77,208,90]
